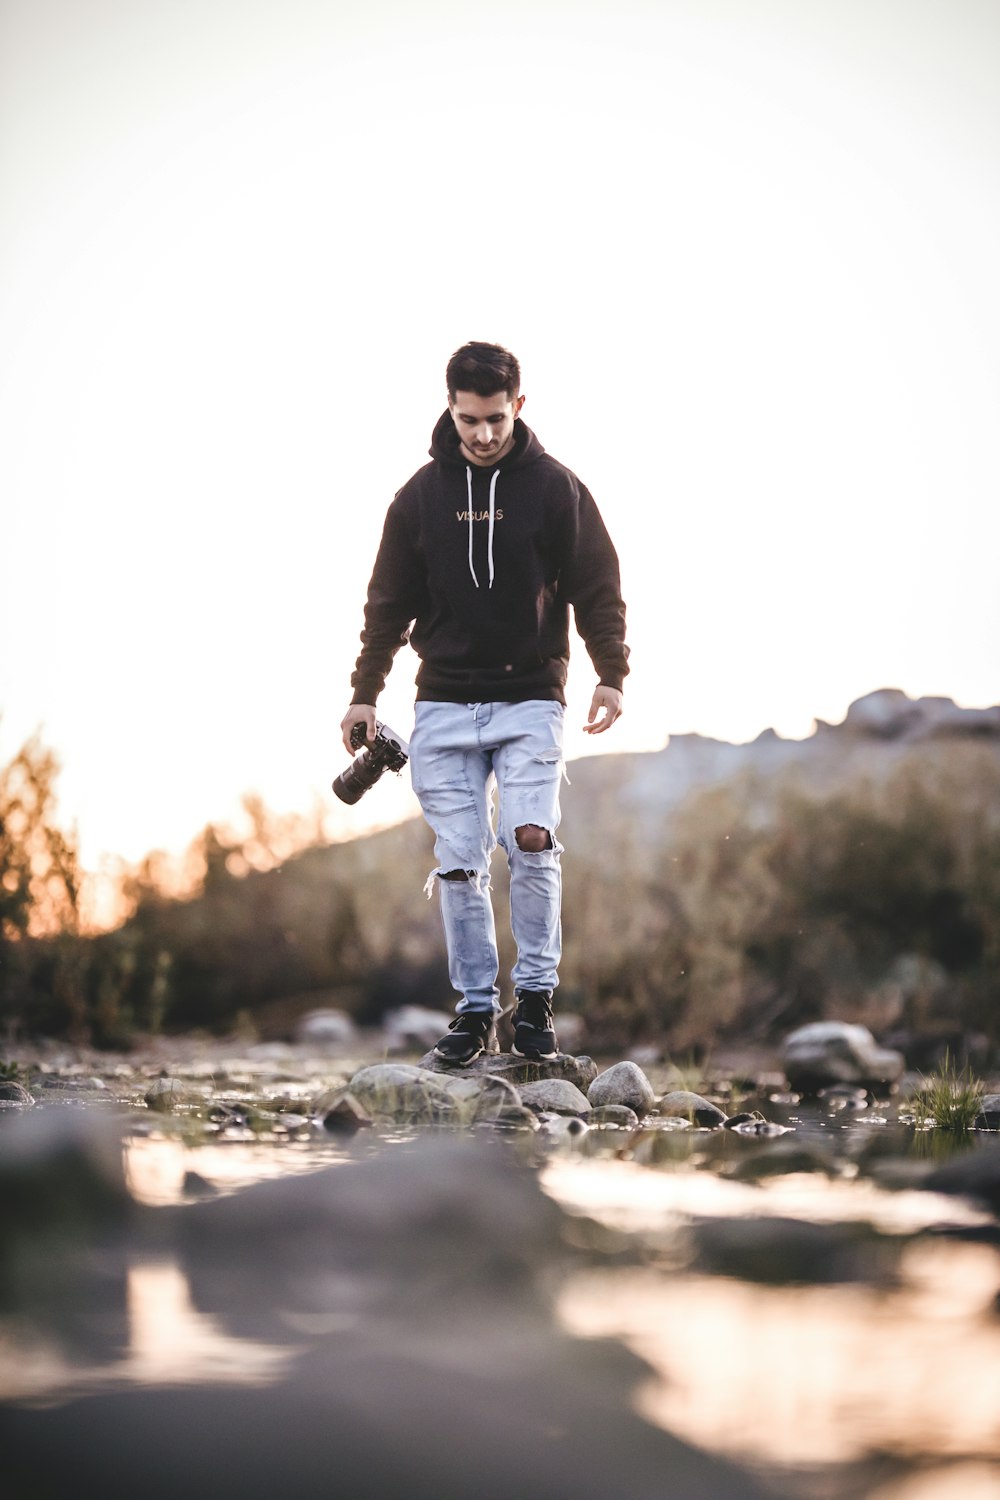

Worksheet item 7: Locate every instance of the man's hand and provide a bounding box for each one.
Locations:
[341,704,376,754]
[583,685,623,735]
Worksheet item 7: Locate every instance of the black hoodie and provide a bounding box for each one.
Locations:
[349,411,630,706]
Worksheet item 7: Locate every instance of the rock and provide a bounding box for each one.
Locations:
[687,1215,899,1285]
[346,1064,459,1124]
[780,1021,905,1092]
[430,1073,523,1124]
[588,1105,640,1130]
[658,1091,727,1128]
[0,1133,782,1500]
[975,1094,1000,1130]
[143,1078,205,1114]
[723,1111,767,1130]
[587,1062,655,1117]
[419,1050,598,1091]
[0,1081,34,1107]
[181,1171,219,1198]
[292,1008,357,1051]
[518,1079,591,1116]
[319,1091,372,1134]
[923,1145,1000,1214]
[723,1141,838,1182]
[383,1005,454,1054]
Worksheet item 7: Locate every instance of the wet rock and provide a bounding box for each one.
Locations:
[0,1080,35,1107]
[723,1111,767,1130]
[383,1005,454,1054]
[293,1008,357,1051]
[687,1215,900,1286]
[588,1105,640,1130]
[780,1021,904,1093]
[431,1073,522,1124]
[818,1085,870,1113]
[319,1091,372,1135]
[143,1078,206,1114]
[419,1050,598,1091]
[923,1144,1000,1214]
[0,1133,782,1500]
[723,1140,839,1182]
[541,1114,590,1142]
[346,1064,459,1124]
[0,1108,133,1356]
[182,1171,219,1198]
[975,1094,1000,1130]
[518,1079,591,1116]
[658,1090,727,1128]
[588,1062,655,1117]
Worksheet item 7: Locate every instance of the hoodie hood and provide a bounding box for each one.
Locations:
[429,409,546,470]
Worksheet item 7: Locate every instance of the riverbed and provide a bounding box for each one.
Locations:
[2,1038,999,1500]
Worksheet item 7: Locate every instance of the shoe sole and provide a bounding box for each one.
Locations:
[511,1043,558,1061]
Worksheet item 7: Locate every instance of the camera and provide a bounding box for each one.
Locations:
[332,720,410,805]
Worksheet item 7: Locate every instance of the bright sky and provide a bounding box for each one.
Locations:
[1,0,998,884]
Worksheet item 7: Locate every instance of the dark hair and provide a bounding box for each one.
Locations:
[446,341,521,402]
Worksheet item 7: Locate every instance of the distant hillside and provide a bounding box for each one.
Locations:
[10,689,1000,1061]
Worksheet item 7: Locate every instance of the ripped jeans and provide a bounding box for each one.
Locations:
[409,700,566,1016]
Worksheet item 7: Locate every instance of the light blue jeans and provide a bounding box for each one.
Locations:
[409,700,566,1016]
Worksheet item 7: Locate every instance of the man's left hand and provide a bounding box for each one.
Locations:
[583,685,623,734]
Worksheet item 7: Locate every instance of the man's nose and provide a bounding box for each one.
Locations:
[475,424,492,444]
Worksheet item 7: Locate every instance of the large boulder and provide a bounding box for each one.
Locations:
[780,1021,905,1092]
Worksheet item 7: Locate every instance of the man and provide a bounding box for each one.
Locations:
[341,342,629,1065]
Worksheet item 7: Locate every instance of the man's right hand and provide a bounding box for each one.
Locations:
[340,704,377,754]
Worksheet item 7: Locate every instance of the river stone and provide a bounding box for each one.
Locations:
[347,1064,459,1123]
[780,1021,905,1092]
[518,1079,591,1116]
[658,1091,727,1128]
[0,1081,35,1107]
[319,1090,372,1134]
[293,1008,357,1051]
[588,1104,640,1129]
[143,1078,205,1114]
[587,1062,655,1116]
[430,1073,523,1123]
[419,1050,598,1091]
[384,1005,454,1053]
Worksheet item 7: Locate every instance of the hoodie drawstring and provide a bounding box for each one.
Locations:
[466,465,499,590]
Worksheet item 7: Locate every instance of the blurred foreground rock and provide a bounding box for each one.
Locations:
[0,1109,784,1500]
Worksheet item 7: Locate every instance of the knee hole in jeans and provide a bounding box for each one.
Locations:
[440,869,474,881]
[514,824,553,854]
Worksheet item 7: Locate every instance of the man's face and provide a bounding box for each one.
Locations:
[449,389,525,467]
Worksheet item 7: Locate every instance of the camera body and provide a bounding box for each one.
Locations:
[332,720,410,805]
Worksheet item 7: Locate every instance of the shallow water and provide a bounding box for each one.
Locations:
[3,1046,1000,1500]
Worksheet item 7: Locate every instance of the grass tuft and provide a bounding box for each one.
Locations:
[911,1050,985,1131]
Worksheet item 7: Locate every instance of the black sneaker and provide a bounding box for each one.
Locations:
[511,991,559,1060]
[433,1012,498,1066]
